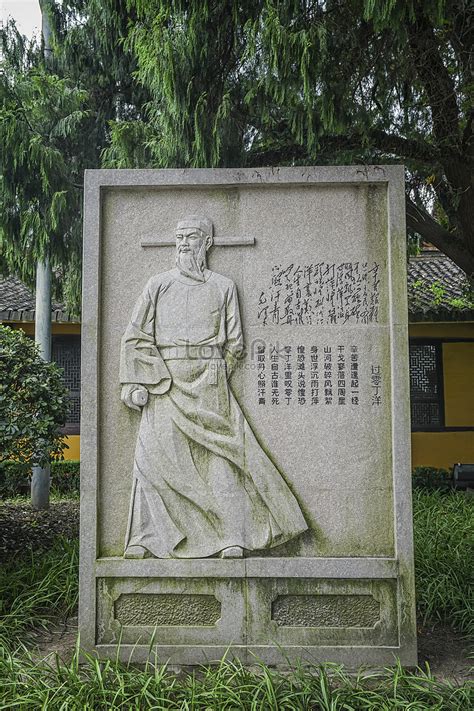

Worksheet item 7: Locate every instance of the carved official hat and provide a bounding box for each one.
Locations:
[176,216,214,239]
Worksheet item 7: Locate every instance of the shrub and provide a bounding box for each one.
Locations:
[0,460,80,498]
[0,325,69,469]
[50,460,80,495]
[412,467,452,491]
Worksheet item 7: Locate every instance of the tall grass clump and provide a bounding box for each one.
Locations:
[413,489,474,635]
[0,652,472,710]
[0,537,78,645]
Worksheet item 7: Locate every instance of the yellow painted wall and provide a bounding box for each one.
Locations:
[409,321,474,469]
[409,322,474,339]
[411,431,474,470]
[63,435,80,460]
[4,321,81,336]
[443,342,474,427]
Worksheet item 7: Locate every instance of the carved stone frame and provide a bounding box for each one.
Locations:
[80,166,417,666]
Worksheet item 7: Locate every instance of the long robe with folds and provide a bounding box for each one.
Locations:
[120,267,308,558]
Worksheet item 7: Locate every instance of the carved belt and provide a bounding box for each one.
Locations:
[159,345,223,385]
[159,345,223,360]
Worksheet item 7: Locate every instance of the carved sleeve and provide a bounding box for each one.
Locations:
[119,280,172,394]
[223,282,245,375]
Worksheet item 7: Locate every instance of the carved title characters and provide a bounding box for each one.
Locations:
[120,216,308,560]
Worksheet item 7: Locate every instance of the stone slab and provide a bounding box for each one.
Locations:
[80,166,417,666]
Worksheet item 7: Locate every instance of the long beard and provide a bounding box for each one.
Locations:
[176,244,207,282]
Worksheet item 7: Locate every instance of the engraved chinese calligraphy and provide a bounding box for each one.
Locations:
[257,262,381,326]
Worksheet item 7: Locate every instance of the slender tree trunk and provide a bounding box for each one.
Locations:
[31,258,52,509]
[32,2,53,510]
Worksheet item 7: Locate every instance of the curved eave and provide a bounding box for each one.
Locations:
[0,309,78,323]
[408,308,474,323]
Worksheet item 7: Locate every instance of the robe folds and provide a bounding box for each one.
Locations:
[120,267,308,558]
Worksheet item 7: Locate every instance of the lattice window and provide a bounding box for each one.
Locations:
[52,335,81,434]
[409,342,443,429]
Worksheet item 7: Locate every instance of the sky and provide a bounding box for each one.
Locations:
[1,0,42,39]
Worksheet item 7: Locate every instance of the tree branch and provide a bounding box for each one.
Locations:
[406,196,474,276]
[406,8,460,149]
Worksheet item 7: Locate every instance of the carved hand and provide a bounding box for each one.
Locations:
[121,384,147,411]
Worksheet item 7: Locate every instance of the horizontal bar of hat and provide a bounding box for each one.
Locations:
[141,236,255,247]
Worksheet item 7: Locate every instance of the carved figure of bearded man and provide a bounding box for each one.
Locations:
[120,215,308,559]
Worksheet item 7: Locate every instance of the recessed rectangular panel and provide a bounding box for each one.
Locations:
[248,578,398,647]
[114,593,221,626]
[271,594,380,628]
[96,577,244,646]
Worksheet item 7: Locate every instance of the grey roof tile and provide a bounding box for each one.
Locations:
[0,276,72,322]
[407,253,474,322]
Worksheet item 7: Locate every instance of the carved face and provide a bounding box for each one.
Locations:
[175,227,211,281]
[175,227,206,259]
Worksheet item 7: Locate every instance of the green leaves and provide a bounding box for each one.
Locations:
[0,325,69,469]
[0,31,91,313]
[1,3,150,314]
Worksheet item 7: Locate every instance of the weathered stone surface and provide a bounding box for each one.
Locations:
[114,593,221,626]
[80,166,417,667]
[271,594,380,628]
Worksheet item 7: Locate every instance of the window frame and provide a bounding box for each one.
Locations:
[409,337,474,433]
[409,338,445,432]
[52,334,81,436]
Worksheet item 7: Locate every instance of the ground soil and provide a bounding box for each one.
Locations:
[2,499,472,681]
[417,623,472,683]
[0,499,79,563]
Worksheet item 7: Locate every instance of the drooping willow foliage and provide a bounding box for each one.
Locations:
[0,22,90,314]
[0,2,147,314]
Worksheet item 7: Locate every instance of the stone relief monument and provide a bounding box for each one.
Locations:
[120,215,307,559]
[80,166,417,667]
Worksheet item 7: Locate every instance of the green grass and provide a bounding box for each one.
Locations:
[413,489,474,635]
[0,648,472,710]
[0,491,472,709]
[0,537,78,644]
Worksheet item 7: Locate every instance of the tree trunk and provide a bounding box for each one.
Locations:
[32,3,53,510]
[31,258,52,509]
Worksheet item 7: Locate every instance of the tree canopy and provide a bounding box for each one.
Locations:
[0,2,146,312]
[0,22,91,312]
[107,0,473,280]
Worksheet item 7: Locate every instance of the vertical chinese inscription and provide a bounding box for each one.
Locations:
[310,346,319,405]
[253,344,384,409]
[350,346,360,405]
[371,365,382,406]
[283,346,292,405]
[257,344,266,405]
[337,346,346,405]
[270,345,280,405]
[257,262,381,326]
[297,346,306,405]
[324,347,333,405]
